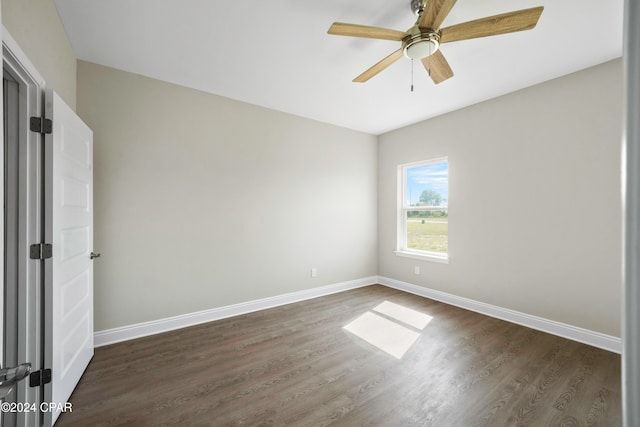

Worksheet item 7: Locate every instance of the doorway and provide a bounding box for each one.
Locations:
[2,44,46,427]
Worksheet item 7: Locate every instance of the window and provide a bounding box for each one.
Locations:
[397,158,449,263]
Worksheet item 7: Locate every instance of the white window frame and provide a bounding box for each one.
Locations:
[395,157,449,264]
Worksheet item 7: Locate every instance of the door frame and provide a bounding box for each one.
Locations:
[624,1,640,424]
[2,27,46,427]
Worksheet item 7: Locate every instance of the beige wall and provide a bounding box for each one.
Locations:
[76,61,378,331]
[378,59,623,337]
[2,0,76,109]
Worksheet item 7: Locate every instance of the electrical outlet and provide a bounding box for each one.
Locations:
[414,266,421,275]
[311,268,317,278]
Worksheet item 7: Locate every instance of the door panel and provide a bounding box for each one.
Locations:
[44,90,93,425]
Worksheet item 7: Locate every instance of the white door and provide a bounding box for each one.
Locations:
[43,90,94,425]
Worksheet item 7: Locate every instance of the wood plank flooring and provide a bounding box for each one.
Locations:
[56,285,621,426]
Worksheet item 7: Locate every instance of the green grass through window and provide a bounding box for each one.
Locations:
[407,219,448,253]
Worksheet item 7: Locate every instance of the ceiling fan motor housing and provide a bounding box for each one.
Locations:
[410,0,425,16]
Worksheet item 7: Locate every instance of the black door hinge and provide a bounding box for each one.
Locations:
[29,369,52,387]
[30,243,52,260]
[30,117,52,134]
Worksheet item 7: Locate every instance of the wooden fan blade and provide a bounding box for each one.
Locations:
[421,50,454,84]
[418,0,457,30]
[353,49,404,82]
[328,22,407,41]
[440,6,543,43]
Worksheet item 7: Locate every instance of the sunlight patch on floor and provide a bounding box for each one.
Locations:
[343,301,433,359]
[372,300,433,330]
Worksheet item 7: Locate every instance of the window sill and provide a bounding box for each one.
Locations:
[395,250,449,264]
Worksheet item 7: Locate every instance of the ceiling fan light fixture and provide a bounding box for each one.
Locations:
[402,33,440,60]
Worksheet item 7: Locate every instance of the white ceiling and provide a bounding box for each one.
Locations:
[53,0,623,135]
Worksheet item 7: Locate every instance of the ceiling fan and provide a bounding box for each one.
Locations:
[327,0,543,84]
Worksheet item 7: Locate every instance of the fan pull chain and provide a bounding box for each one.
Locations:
[411,59,414,92]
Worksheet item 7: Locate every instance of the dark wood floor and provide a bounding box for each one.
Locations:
[57,285,621,426]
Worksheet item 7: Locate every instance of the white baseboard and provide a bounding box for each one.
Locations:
[95,275,622,354]
[377,276,622,354]
[93,276,376,347]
